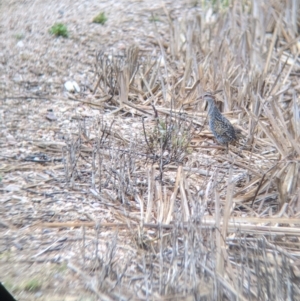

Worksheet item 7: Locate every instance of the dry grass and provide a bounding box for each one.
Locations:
[1,0,300,300]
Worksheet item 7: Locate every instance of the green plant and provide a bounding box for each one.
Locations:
[3,279,25,293]
[149,14,160,22]
[212,0,230,9]
[3,280,14,292]
[93,12,107,25]
[23,279,42,292]
[55,262,68,273]
[49,23,68,38]
[15,33,24,40]
[143,105,194,182]
[0,250,11,260]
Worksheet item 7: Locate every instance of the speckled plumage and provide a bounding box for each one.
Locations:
[203,93,236,146]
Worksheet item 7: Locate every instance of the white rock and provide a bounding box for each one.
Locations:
[64,80,80,93]
[17,41,24,47]
[64,81,75,92]
[71,80,80,92]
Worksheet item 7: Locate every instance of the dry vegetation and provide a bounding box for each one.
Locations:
[1,0,300,300]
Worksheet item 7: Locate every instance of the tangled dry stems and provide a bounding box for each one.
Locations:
[58,1,300,299]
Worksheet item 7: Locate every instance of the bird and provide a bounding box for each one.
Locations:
[202,92,237,148]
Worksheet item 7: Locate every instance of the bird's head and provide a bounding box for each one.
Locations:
[202,92,215,103]
[201,92,216,114]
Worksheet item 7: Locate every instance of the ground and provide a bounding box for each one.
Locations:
[1,0,300,300]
